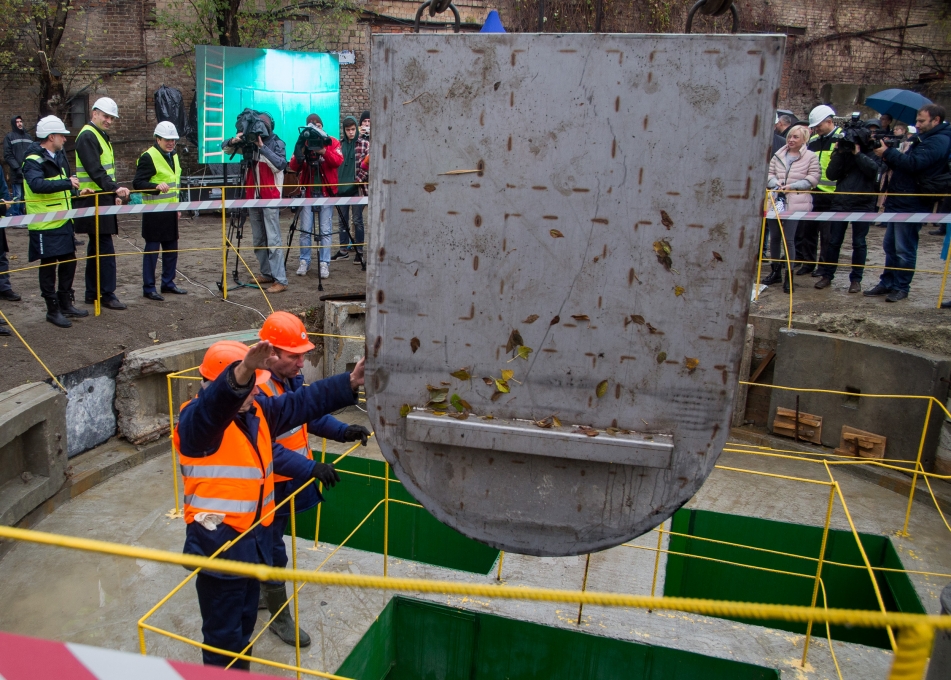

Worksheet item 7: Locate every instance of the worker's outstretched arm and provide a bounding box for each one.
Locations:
[257,357,365,438]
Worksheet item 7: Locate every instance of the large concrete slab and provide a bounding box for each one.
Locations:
[768,329,951,469]
[367,32,786,556]
[115,330,260,445]
[0,383,68,527]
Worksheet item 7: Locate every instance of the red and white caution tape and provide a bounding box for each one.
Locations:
[765,210,951,223]
[0,196,368,229]
[0,630,276,679]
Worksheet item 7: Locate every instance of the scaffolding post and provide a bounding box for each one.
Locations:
[496,551,505,581]
[802,483,836,667]
[291,494,301,680]
[576,554,592,625]
[167,374,181,518]
[94,194,101,317]
[384,463,390,578]
[901,399,933,537]
[312,440,326,550]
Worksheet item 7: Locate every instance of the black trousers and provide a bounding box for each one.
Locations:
[195,573,258,668]
[38,255,77,301]
[795,193,833,270]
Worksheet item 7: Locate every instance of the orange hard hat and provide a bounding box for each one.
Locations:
[259,311,315,353]
[199,340,271,385]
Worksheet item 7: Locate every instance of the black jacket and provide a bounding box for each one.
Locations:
[22,141,75,198]
[882,121,951,212]
[3,116,32,182]
[826,148,883,212]
[72,123,119,235]
[772,126,791,155]
[133,144,180,242]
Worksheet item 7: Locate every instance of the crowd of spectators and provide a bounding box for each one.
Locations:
[764,103,951,306]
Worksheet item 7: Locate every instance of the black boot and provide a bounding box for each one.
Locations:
[44,297,71,328]
[263,582,311,647]
[782,265,793,294]
[58,291,89,318]
[761,263,782,286]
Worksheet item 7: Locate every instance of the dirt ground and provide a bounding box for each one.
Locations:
[751,224,951,355]
[0,210,369,392]
[0,215,949,392]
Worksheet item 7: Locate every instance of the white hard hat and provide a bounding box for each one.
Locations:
[808,104,836,128]
[92,97,119,118]
[153,121,179,139]
[35,115,70,138]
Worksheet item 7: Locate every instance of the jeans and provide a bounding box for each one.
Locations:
[195,573,258,668]
[9,182,23,217]
[249,208,287,285]
[767,219,798,265]
[336,204,365,254]
[39,255,77,300]
[142,239,178,294]
[878,222,922,293]
[299,204,333,265]
[84,234,117,301]
[816,221,869,282]
[0,251,10,292]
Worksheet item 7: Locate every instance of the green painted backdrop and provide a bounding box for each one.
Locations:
[664,508,924,648]
[336,596,782,680]
[292,456,500,575]
[196,45,340,164]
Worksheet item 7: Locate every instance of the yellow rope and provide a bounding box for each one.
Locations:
[0,308,66,392]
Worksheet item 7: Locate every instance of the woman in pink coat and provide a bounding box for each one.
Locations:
[763,124,821,292]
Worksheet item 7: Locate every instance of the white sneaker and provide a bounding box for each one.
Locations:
[319,262,330,279]
[296,261,308,276]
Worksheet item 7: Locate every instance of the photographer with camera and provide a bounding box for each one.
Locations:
[813,119,884,294]
[223,110,289,294]
[865,104,951,302]
[288,114,342,280]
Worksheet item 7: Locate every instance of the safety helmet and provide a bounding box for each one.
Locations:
[259,311,315,353]
[807,104,835,128]
[91,97,120,118]
[199,340,270,385]
[35,115,70,139]
[153,121,179,140]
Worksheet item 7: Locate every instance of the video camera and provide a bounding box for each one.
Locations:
[296,124,332,167]
[871,130,903,150]
[231,108,271,161]
[832,112,872,153]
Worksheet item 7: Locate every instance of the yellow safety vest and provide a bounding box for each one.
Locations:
[75,125,115,192]
[141,146,181,204]
[809,127,842,194]
[23,154,71,232]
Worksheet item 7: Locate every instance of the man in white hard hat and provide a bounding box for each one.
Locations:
[21,116,93,327]
[73,96,130,310]
[133,122,186,301]
[793,104,841,277]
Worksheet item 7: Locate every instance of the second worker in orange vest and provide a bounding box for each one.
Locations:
[175,339,363,668]
[256,311,370,647]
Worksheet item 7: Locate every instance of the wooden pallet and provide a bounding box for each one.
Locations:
[771,406,823,445]
[834,425,886,459]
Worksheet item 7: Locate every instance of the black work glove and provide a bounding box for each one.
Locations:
[312,462,340,488]
[343,425,371,446]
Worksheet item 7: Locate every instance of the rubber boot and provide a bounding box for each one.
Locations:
[58,291,89,318]
[761,263,782,286]
[782,265,793,294]
[44,297,71,328]
[263,582,311,647]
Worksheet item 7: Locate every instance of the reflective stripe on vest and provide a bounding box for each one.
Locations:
[259,378,313,483]
[174,399,276,532]
[810,128,841,193]
[22,154,71,232]
[141,146,181,204]
[75,125,116,192]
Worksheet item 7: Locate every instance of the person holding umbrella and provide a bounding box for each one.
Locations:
[866,104,951,302]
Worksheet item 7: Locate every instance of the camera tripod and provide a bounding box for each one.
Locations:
[284,204,365,292]
[217,208,266,293]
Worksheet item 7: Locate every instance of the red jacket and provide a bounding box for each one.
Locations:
[289,137,342,198]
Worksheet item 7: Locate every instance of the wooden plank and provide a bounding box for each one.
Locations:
[834,425,886,459]
[771,407,823,444]
[748,350,775,384]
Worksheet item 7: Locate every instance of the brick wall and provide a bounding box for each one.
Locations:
[0,0,945,181]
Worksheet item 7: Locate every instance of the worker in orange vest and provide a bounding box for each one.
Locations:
[255,311,370,647]
[175,339,363,668]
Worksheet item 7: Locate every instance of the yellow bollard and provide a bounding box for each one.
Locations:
[94,194,101,317]
[886,625,934,680]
